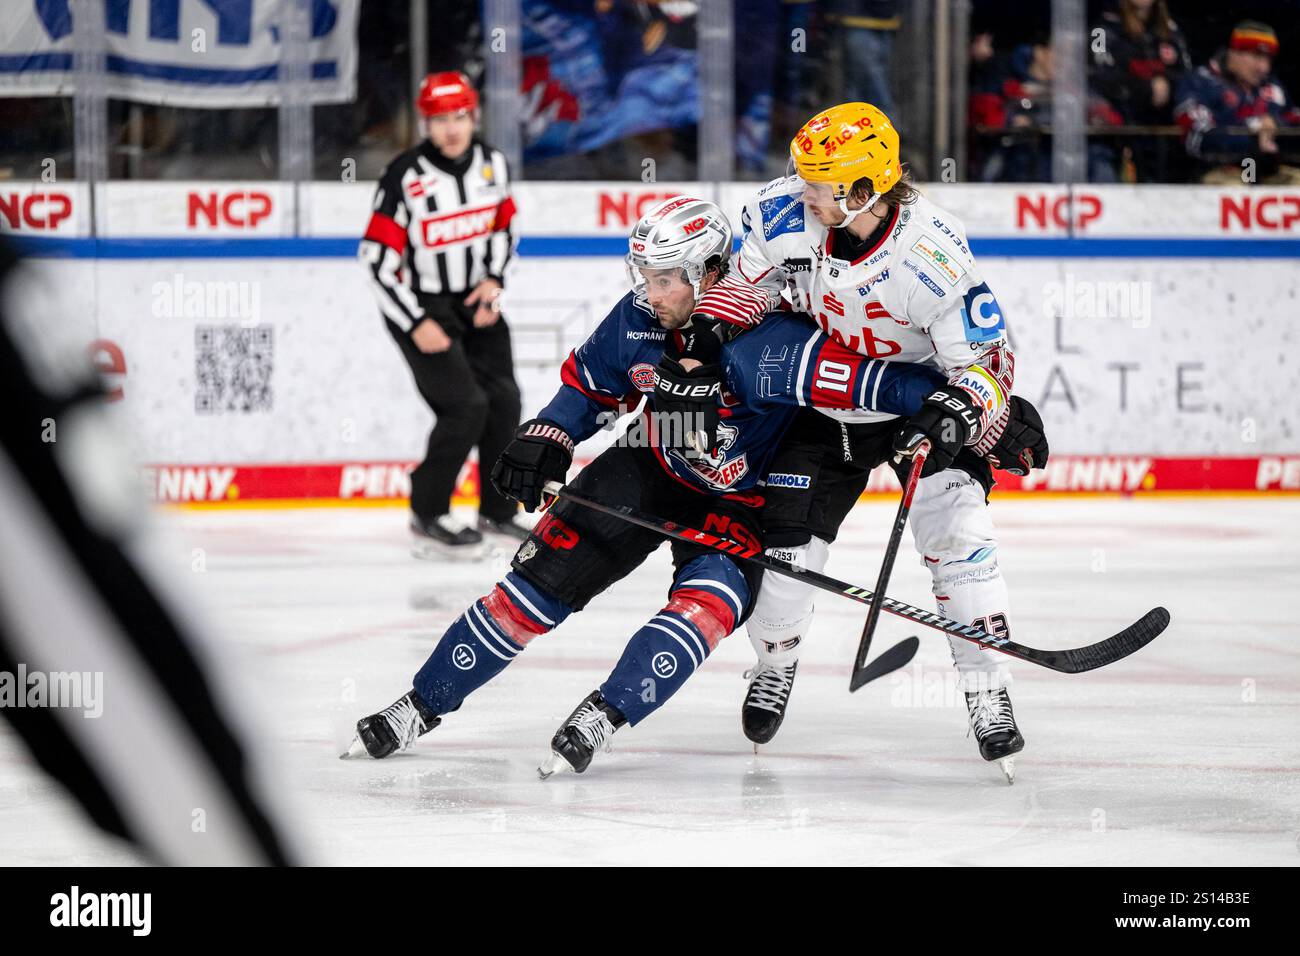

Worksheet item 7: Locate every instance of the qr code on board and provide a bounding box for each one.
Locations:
[195,325,273,414]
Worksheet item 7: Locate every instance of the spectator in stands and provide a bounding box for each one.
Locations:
[1175,20,1300,184]
[976,35,1121,183]
[770,0,824,170]
[1090,0,1191,181]
[829,1,900,120]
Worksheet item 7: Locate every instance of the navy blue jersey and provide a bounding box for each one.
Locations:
[539,291,943,496]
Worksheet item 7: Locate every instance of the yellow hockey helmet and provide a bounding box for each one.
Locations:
[789,102,901,200]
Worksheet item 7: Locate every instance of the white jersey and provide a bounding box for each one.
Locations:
[704,177,1014,433]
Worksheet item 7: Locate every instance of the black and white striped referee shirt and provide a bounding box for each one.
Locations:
[359,137,516,333]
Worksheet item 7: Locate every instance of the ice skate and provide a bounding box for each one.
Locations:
[741,661,798,749]
[342,690,440,759]
[476,513,535,543]
[965,687,1024,784]
[538,690,627,778]
[410,515,487,561]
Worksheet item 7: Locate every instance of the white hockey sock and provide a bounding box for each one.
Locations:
[745,537,830,668]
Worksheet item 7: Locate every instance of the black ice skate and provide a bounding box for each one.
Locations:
[964,687,1025,784]
[410,514,486,561]
[538,690,628,778]
[476,514,534,543]
[342,690,441,759]
[741,661,798,749]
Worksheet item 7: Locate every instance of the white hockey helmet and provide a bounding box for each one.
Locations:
[626,196,732,301]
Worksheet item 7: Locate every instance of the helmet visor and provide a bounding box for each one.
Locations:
[787,158,848,208]
[627,261,694,295]
[798,178,846,209]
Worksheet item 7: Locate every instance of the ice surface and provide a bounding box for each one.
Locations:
[2,497,1297,866]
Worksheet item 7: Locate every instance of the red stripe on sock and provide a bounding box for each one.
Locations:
[481,586,551,646]
[666,589,736,649]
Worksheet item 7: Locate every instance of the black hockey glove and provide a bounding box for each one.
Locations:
[678,315,726,365]
[893,387,983,475]
[654,355,723,458]
[983,395,1050,476]
[490,419,574,512]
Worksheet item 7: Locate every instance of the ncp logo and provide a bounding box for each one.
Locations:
[187,190,273,229]
[452,643,476,671]
[651,652,677,678]
[598,191,683,227]
[0,191,73,230]
[1220,194,1300,231]
[1015,192,1102,231]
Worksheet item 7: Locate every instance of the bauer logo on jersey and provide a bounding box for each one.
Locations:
[420,204,498,249]
[909,235,966,286]
[759,193,805,241]
[960,283,1006,343]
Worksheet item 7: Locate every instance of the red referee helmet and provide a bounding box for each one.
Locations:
[417,71,479,117]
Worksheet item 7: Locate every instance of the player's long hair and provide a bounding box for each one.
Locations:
[850,164,921,212]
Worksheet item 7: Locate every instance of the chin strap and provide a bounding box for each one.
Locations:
[835,190,883,229]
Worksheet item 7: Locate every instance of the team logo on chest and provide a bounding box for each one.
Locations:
[672,420,749,490]
[629,363,657,392]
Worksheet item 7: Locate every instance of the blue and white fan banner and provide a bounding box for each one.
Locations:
[0,0,359,108]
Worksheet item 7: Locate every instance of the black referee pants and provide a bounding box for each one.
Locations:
[388,297,522,524]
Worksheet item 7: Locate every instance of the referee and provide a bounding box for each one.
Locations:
[0,239,299,865]
[359,71,527,558]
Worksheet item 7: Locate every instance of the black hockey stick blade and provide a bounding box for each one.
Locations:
[850,636,920,692]
[1022,605,1171,674]
[851,441,928,687]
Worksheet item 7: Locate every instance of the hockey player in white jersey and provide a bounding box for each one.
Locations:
[653,102,1048,781]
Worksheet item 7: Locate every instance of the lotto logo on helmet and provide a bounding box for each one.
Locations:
[766,472,811,488]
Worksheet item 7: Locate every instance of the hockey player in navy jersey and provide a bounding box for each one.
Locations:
[344,197,1038,776]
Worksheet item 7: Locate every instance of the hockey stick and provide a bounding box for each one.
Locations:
[849,441,929,693]
[852,635,920,686]
[541,480,1170,674]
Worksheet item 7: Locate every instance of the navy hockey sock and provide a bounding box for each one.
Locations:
[413,572,570,715]
[600,554,749,725]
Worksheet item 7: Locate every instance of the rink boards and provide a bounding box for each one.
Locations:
[4,181,1298,501]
